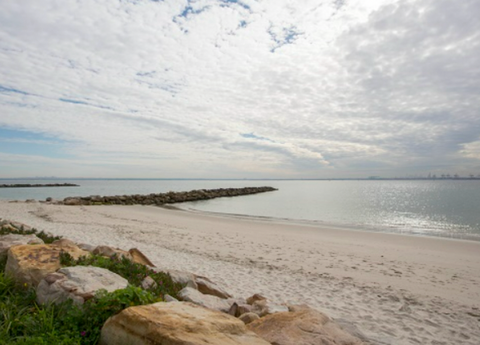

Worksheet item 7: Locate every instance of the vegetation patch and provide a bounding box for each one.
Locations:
[0,268,161,344]
[1,237,185,344]
[0,225,62,244]
[60,252,184,300]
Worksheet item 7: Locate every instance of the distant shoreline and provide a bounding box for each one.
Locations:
[1,177,479,181]
[0,183,79,188]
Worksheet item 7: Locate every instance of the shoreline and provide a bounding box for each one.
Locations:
[1,201,480,344]
[177,204,480,243]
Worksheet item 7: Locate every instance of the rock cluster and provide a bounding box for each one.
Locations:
[60,186,277,206]
[1,219,369,345]
[0,219,35,232]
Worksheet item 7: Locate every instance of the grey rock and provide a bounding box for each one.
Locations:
[36,266,128,305]
[153,267,198,289]
[77,243,96,253]
[178,287,231,312]
[0,234,44,260]
[64,197,82,206]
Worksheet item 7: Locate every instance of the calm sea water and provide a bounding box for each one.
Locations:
[1,179,479,241]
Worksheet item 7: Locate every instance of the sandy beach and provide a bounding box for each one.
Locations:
[1,200,479,345]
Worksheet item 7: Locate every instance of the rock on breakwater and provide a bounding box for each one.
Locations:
[61,187,277,206]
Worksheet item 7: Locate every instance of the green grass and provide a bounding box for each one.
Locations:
[0,226,62,244]
[0,269,162,344]
[0,230,185,344]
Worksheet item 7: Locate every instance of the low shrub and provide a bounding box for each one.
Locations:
[57,285,161,344]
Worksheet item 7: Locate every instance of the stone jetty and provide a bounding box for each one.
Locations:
[60,186,277,206]
[0,183,79,188]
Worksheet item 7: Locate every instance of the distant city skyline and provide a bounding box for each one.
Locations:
[1,0,479,178]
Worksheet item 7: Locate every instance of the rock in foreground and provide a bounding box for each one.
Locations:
[5,244,90,287]
[247,304,367,345]
[100,301,271,345]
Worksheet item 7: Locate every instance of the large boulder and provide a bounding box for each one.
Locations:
[0,234,44,260]
[99,302,271,345]
[36,266,128,305]
[195,275,232,299]
[247,305,366,345]
[178,287,231,312]
[5,244,90,287]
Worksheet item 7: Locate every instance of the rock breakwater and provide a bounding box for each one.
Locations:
[61,186,277,206]
[1,183,79,188]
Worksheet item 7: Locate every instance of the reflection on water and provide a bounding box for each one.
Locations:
[184,180,480,241]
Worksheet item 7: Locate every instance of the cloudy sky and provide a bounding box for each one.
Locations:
[0,0,479,178]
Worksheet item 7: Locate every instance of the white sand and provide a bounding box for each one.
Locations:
[1,200,479,345]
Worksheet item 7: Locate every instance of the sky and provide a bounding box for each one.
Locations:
[0,0,479,179]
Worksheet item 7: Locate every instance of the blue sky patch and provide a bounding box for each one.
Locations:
[0,127,73,159]
[240,132,274,143]
[58,98,89,106]
[58,98,114,110]
[0,84,29,96]
[219,0,250,10]
[269,26,302,52]
[178,4,209,18]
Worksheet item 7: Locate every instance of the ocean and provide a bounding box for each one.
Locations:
[1,179,479,241]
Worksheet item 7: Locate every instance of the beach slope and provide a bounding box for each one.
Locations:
[1,201,479,345]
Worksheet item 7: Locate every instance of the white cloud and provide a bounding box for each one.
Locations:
[461,141,480,160]
[0,0,479,178]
